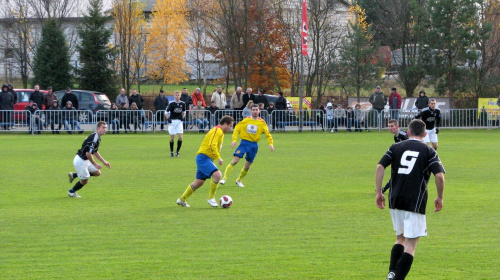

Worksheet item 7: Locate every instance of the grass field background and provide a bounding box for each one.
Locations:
[0,129,499,279]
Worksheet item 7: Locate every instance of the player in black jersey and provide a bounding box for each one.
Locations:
[376,119,445,280]
[67,121,111,198]
[415,99,440,150]
[166,91,187,157]
[382,119,410,193]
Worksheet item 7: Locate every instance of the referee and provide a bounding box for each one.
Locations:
[415,98,441,150]
[68,121,111,198]
[165,91,187,157]
[376,119,445,280]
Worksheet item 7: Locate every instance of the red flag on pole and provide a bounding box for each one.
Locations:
[301,0,308,56]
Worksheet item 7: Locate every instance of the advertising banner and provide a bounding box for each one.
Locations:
[478,98,499,120]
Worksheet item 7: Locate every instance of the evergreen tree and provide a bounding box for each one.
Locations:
[33,18,72,90]
[77,0,117,97]
[336,5,380,103]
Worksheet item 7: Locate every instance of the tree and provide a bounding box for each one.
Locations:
[336,4,380,103]
[112,0,145,94]
[425,0,485,97]
[146,0,189,84]
[0,0,35,87]
[77,0,118,97]
[32,18,72,90]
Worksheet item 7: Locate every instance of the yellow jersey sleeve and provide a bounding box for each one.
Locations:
[197,125,224,160]
[232,117,273,145]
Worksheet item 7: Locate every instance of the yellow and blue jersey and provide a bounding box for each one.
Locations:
[197,125,225,160]
[232,117,273,145]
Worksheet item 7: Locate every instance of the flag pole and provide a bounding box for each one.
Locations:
[299,0,308,132]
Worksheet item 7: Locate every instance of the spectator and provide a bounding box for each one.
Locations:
[242,87,255,108]
[414,90,429,110]
[254,89,269,109]
[345,106,354,132]
[61,87,79,109]
[0,83,15,130]
[242,100,253,118]
[389,87,402,121]
[267,102,276,131]
[333,104,347,132]
[231,86,245,123]
[275,91,287,127]
[128,90,144,109]
[118,102,130,133]
[108,103,120,134]
[211,86,226,110]
[7,83,16,104]
[192,100,208,133]
[354,103,369,132]
[116,88,129,108]
[44,86,58,109]
[325,102,334,132]
[46,100,61,134]
[154,89,169,131]
[206,101,219,128]
[369,86,387,128]
[259,103,269,122]
[129,102,141,133]
[180,88,193,108]
[30,84,45,109]
[62,101,83,134]
[191,88,206,107]
[316,104,326,132]
[26,101,42,134]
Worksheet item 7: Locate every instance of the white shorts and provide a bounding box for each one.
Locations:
[168,119,183,135]
[424,128,438,143]
[73,155,98,180]
[390,209,427,238]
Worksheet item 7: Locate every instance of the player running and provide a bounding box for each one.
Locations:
[67,121,111,198]
[415,99,441,150]
[176,116,234,208]
[376,119,445,280]
[219,104,274,188]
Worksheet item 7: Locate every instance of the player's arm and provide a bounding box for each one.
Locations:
[435,110,441,133]
[231,121,242,145]
[375,164,386,209]
[262,123,274,151]
[86,152,102,170]
[209,130,222,161]
[93,151,111,169]
[434,172,444,212]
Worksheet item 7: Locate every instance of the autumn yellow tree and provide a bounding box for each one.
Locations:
[146,0,189,84]
[112,0,145,94]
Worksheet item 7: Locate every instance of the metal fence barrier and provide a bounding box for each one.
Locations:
[0,108,498,133]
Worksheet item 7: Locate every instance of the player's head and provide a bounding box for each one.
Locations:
[428,99,436,109]
[219,115,235,132]
[174,91,180,101]
[96,121,108,135]
[408,119,426,138]
[388,119,399,134]
[251,104,260,117]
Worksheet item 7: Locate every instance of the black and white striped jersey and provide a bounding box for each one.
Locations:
[415,107,441,130]
[166,101,186,120]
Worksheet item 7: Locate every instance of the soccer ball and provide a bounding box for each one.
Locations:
[219,195,233,208]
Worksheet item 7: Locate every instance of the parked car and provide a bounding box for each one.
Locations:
[12,89,48,121]
[54,89,111,122]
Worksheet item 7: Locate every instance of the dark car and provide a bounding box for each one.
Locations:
[55,89,111,122]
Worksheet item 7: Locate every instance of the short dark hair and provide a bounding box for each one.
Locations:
[408,119,426,137]
[219,115,234,125]
[251,104,259,109]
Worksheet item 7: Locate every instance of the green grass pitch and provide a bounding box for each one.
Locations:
[0,129,499,279]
